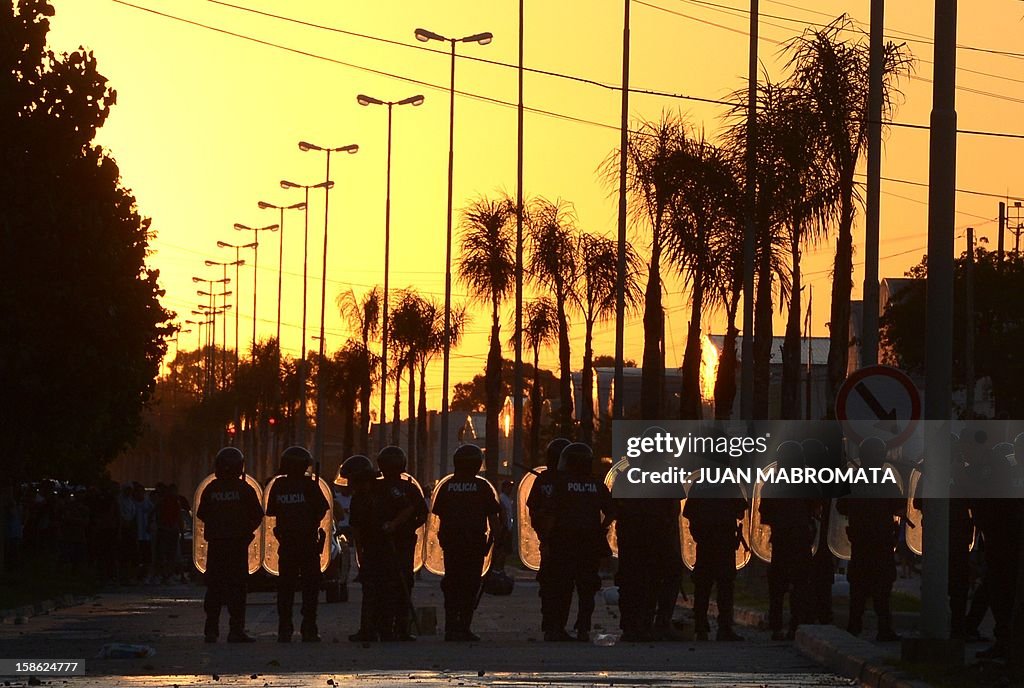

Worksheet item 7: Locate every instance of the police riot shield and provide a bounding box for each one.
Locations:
[423,474,497,576]
[261,475,334,575]
[680,497,752,571]
[827,462,905,561]
[401,473,427,573]
[516,467,545,571]
[192,473,265,575]
[603,458,689,562]
[748,463,821,564]
[905,467,924,556]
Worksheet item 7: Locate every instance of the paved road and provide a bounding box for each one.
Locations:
[0,576,853,687]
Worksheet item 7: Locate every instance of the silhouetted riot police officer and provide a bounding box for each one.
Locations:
[542,443,615,642]
[965,430,1020,659]
[912,435,974,640]
[803,437,839,624]
[684,461,747,642]
[343,454,388,642]
[375,445,428,641]
[267,446,329,643]
[527,437,570,637]
[836,437,904,641]
[759,441,820,640]
[432,444,501,641]
[196,447,263,643]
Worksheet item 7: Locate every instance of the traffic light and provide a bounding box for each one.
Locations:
[268,417,277,427]
[227,422,237,438]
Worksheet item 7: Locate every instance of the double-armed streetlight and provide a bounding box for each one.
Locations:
[280,179,334,445]
[206,257,246,373]
[197,286,232,390]
[297,140,358,461]
[233,223,279,359]
[413,27,492,471]
[216,241,256,364]
[356,92,425,448]
[194,276,230,393]
[257,200,307,348]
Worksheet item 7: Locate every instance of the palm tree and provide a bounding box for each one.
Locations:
[602,114,687,419]
[337,287,381,452]
[457,196,516,476]
[576,233,642,441]
[665,130,743,419]
[724,77,797,419]
[388,289,420,449]
[785,16,911,413]
[415,298,467,480]
[522,298,559,465]
[527,197,579,438]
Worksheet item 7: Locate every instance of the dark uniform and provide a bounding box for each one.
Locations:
[196,448,263,643]
[543,443,614,641]
[616,499,686,641]
[759,490,818,639]
[835,438,903,642]
[373,474,428,639]
[266,458,329,643]
[527,438,569,636]
[684,482,747,641]
[342,454,388,642]
[432,445,500,641]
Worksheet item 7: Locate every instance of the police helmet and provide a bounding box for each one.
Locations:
[280,445,313,477]
[558,442,594,475]
[453,443,484,475]
[544,438,571,470]
[215,446,245,479]
[775,440,804,470]
[800,438,830,470]
[377,445,407,476]
[1014,433,1024,465]
[858,436,887,469]
[339,454,377,484]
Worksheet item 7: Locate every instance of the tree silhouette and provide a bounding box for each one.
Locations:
[458,197,516,476]
[527,198,579,438]
[0,0,173,483]
[665,130,743,419]
[603,115,686,420]
[576,234,641,441]
[337,287,381,454]
[785,16,911,414]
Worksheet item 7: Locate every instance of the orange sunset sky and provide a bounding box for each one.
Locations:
[46,0,1024,411]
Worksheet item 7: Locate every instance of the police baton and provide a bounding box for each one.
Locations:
[385,534,421,636]
[513,462,543,478]
[473,532,497,611]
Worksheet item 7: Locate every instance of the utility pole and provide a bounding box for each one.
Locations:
[739,0,759,421]
[965,228,975,419]
[998,201,1006,263]
[613,0,630,421]
[861,0,884,366]
[920,0,955,645]
[513,0,526,473]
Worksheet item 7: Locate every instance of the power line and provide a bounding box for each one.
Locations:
[118,0,1024,142]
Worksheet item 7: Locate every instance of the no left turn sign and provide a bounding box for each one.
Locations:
[836,365,922,447]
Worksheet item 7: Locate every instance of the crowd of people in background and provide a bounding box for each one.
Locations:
[1,480,191,585]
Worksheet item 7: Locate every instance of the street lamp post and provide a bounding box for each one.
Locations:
[194,276,229,394]
[356,92,425,451]
[298,140,359,466]
[414,27,492,474]
[233,223,280,361]
[198,287,232,390]
[257,201,307,348]
[282,179,335,447]
[215,243,256,367]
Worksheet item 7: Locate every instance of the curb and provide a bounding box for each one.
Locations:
[1,594,87,625]
[795,625,932,688]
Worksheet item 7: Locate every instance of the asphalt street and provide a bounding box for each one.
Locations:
[0,576,853,687]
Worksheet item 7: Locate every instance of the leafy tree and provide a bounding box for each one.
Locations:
[785,16,911,413]
[458,197,516,476]
[520,299,559,464]
[0,1,173,483]
[337,287,381,454]
[592,354,636,369]
[527,198,579,438]
[603,115,686,419]
[576,234,641,441]
[665,130,743,419]
[881,248,1024,418]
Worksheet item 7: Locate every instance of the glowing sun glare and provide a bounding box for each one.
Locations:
[699,335,719,402]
